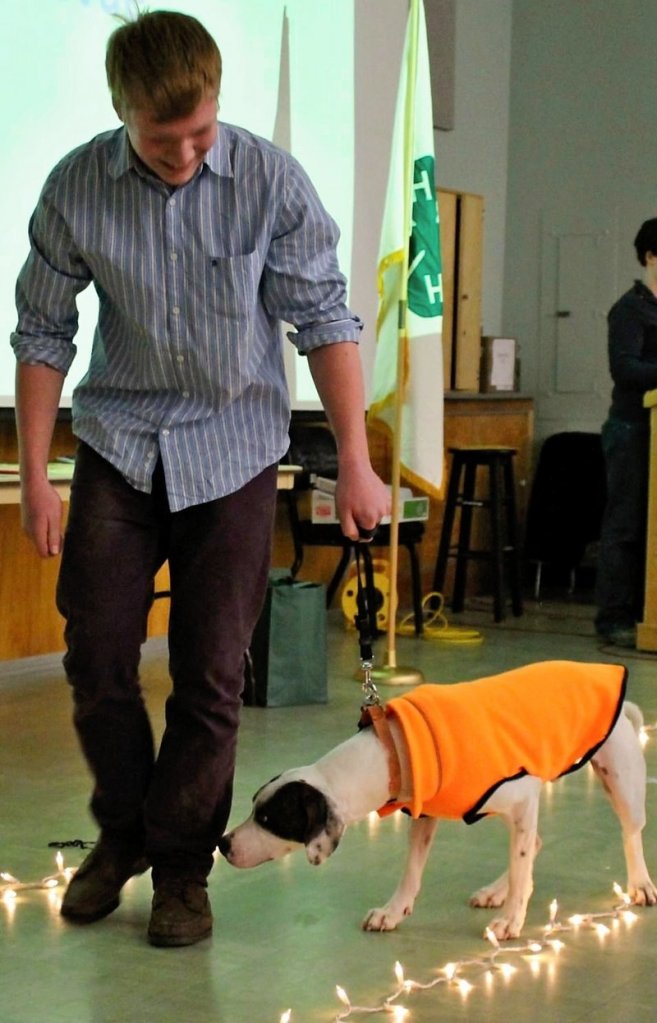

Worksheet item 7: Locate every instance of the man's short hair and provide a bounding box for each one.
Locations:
[106,9,222,121]
[634,219,657,267]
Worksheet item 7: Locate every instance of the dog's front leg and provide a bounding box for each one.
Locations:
[487,788,540,941]
[362,816,438,932]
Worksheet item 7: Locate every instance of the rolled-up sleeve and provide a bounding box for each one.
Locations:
[261,156,362,353]
[11,180,92,375]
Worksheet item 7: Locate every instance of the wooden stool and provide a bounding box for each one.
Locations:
[433,446,523,622]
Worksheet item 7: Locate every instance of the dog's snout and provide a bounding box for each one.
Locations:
[217,834,232,858]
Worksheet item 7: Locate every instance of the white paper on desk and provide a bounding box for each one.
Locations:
[490,338,516,390]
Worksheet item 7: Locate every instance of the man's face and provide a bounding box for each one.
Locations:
[120,93,218,187]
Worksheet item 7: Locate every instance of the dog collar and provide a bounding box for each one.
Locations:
[358,702,402,799]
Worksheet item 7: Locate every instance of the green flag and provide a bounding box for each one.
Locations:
[369,0,444,496]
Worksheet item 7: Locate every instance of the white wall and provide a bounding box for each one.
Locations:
[503,0,657,438]
[437,0,512,339]
[353,0,513,394]
[358,0,655,440]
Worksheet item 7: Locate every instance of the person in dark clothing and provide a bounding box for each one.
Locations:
[595,218,657,647]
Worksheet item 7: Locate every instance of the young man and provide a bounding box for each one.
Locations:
[12,10,389,947]
[595,218,657,648]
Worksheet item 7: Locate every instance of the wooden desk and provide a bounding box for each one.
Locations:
[0,462,301,661]
[637,389,657,652]
[0,462,74,504]
[0,463,300,504]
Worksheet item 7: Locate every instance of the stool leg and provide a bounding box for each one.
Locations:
[503,455,524,617]
[406,542,424,636]
[433,453,462,596]
[489,457,506,622]
[452,459,477,612]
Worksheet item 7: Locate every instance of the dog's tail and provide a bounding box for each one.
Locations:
[623,700,645,736]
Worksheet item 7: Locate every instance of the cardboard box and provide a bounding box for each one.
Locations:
[479,336,518,393]
[310,487,429,525]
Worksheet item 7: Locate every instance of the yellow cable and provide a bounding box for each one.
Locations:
[396,592,484,644]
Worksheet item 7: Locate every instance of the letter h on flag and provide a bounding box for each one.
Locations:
[369,0,444,497]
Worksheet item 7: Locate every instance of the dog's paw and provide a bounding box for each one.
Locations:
[485,914,523,941]
[362,904,408,932]
[470,881,508,909]
[629,879,657,907]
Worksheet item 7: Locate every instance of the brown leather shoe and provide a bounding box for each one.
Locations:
[60,836,149,923]
[147,878,213,947]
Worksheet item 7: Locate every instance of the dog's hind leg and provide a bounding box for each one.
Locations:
[472,776,542,940]
[362,816,438,932]
[470,776,542,919]
[592,713,657,907]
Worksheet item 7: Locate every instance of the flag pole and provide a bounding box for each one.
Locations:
[372,0,424,686]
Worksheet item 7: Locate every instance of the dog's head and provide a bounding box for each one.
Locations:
[218,769,345,869]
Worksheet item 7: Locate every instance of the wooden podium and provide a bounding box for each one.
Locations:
[637,388,657,651]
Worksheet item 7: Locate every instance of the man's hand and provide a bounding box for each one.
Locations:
[334,459,391,542]
[21,477,64,557]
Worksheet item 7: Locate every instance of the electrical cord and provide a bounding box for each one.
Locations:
[396,591,484,644]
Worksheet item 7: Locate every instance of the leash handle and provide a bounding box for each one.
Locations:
[354,545,381,707]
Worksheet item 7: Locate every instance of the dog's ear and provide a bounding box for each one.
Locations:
[305,813,345,866]
[254,779,345,865]
[301,786,345,866]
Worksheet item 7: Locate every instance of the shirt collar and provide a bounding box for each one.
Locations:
[205,123,233,178]
[107,122,231,182]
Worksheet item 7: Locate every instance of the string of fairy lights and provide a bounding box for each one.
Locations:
[2,726,655,1022]
[273,883,644,1021]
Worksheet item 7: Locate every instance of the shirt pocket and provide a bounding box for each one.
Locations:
[207,250,261,325]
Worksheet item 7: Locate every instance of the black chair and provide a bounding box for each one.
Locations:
[523,431,606,599]
[284,418,425,635]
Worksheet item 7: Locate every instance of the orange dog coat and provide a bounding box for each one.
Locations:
[379,660,627,823]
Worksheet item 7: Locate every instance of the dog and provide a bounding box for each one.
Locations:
[219,661,657,939]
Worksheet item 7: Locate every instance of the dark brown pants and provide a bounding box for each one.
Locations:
[56,443,277,880]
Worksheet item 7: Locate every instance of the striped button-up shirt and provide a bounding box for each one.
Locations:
[11,122,361,510]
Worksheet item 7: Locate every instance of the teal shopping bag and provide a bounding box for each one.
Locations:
[244,574,327,707]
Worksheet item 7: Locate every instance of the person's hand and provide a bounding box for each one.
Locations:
[21,477,64,557]
[334,460,391,542]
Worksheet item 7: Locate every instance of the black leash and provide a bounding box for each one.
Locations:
[353,541,381,710]
[353,541,402,796]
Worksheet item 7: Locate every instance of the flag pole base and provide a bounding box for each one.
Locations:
[354,664,424,686]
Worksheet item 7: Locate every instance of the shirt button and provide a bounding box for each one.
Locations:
[171,306,180,315]
[177,354,184,363]
[169,198,177,207]
[170,252,178,262]
[182,391,190,399]
[162,429,170,437]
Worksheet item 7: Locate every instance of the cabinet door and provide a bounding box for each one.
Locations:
[437,189,484,392]
[454,192,484,391]
[438,188,457,390]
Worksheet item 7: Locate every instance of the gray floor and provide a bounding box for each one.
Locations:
[2,593,657,1023]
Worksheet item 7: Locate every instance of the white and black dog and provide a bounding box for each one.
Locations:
[219,661,657,939]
